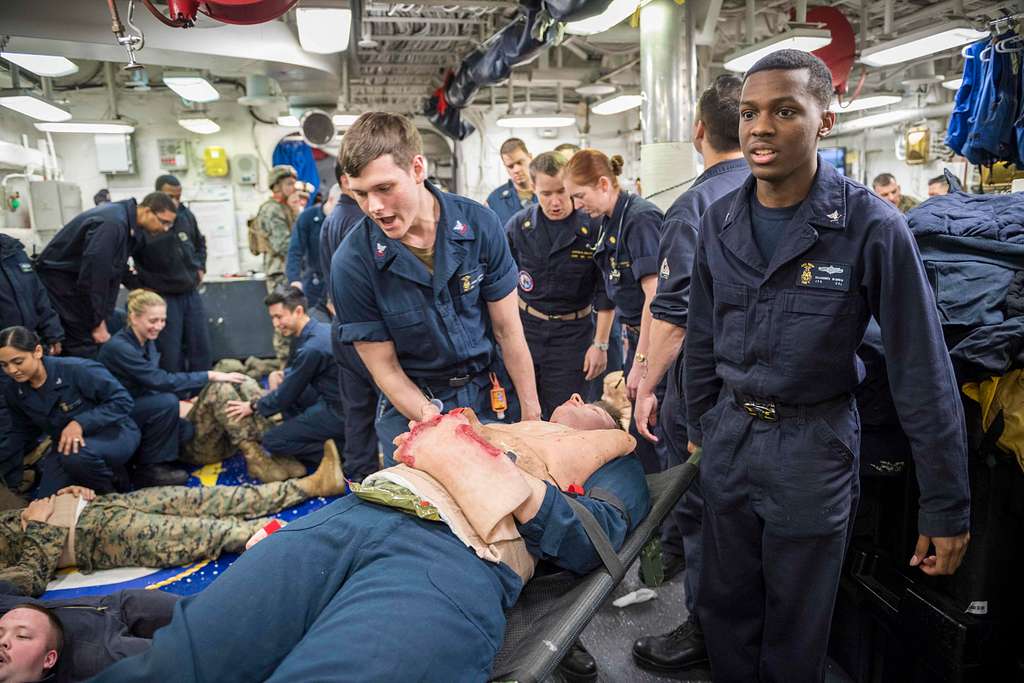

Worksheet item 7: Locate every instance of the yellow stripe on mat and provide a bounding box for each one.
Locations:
[146,561,211,590]
[194,462,223,487]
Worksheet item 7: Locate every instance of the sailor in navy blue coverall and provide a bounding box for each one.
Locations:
[286,199,330,311]
[91,441,650,682]
[0,348,140,498]
[228,291,348,466]
[564,152,665,474]
[629,74,751,676]
[34,195,177,358]
[685,53,970,682]
[485,138,537,227]
[127,175,212,375]
[333,114,541,466]
[506,152,615,419]
[320,179,380,482]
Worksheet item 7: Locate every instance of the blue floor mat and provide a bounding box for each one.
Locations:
[41,453,341,599]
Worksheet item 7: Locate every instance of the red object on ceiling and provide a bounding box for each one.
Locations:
[806,6,857,95]
[164,0,298,26]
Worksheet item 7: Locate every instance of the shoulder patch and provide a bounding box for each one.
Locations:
[518,270,534,292]
[177,232,189,242]
[659,258,671,280]
[453,220,469,235]
[375,242,387,257]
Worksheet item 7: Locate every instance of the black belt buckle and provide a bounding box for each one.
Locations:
[448,374,471,388]
[743,400,778,422]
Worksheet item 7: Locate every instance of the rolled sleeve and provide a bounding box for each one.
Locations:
[334,240,390,344]
[339,320,390,344]
[627,208,663,280]
[478,216,519,302]
[650,217,699,328]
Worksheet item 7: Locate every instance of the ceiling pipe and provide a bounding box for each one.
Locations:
[104,61,119,118]
[694,0,724,46]
[745,0,755,43]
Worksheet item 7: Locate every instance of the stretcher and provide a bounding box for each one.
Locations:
[490,454,700,682]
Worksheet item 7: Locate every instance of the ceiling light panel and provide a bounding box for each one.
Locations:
[861,24,988,67]
[333,114,359,126]
[1,52,78,78]
[592,93,643,115]
[564,0,640,36]
[942,77,964,90]
[35,120,135,134]
[724,29,833,72]
[496,114,576,128]
[832,94,903,113]
[164,73,220,103]
[277,115,301,127]
[0,91,72,122]
[297,8,353,54]
[178,118,220,135]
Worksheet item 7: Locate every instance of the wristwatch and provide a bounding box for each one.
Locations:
[249,398,260,412]
[635,353,648,365]
[592,341,610,352]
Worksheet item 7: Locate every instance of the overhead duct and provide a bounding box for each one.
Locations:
[425,0,619,140]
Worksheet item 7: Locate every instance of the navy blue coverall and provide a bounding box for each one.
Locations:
[287,203,327,310]
[0,235,66,484]
[685,158,970,682]
[506,205,613,418]
[320,195,380,482]
[648,157,749,608]
[35,200,140,359]
[92,454,650,682]
[126,202,211,375]
[593,191,664,474]
[0,356,140,497]
[97,327,207,469]
[486,179,537,228]
[334,182,522,465]
[256,319,347,464]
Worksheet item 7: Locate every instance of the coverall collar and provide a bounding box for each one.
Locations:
[718,154,848,280]
[370,181,475,295]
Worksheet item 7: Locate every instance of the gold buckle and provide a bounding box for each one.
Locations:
[743,401,778,422]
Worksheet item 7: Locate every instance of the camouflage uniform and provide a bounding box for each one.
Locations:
[183,378,272,466]
[0,481,308,596]
[256,198,294,364]
[897,194,920,213]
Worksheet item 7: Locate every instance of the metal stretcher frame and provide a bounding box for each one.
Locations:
[490,454,700,683]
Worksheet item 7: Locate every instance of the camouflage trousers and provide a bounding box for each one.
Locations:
[75,480,308,572]
[183,379,271,466]
[265,269,290,365]
[212,357,281,381]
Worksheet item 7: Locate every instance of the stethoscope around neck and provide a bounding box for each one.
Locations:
[593,192,632,281]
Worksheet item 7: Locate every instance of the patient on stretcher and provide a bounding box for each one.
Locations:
[92,396,649,682]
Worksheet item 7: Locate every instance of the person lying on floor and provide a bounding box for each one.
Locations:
[0,441,345,597]
[92,397,650,682]
[0,588,178,683]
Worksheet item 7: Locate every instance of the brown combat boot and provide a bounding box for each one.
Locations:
[275,455,308,479]
[239,441,291,483]
[296,439,346,497]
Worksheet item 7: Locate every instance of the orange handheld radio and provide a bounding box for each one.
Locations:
[489,372,507,420]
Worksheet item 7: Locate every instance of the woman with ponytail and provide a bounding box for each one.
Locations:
[564,150,666,475]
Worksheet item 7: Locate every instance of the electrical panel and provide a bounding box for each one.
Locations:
[203,146,229,177]
[94,134,135,175]
[28,181,82,244]
[157,138,190,171]
[233,153,259,185]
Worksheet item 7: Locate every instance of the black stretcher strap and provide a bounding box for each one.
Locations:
[561,494,626,581]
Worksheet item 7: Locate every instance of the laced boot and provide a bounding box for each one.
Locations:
[296,439,347,497]
[631,617,708,673]
[239,441,290,483]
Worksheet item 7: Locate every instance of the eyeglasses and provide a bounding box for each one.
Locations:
[156,214,175,229]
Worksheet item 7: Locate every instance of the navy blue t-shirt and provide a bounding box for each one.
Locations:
[749,195,799,263]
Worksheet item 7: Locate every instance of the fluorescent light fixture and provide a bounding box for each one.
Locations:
[1,52,78,78]
[861,23,988,67]
[163,72,220,103]
[0,90,71,122]
[592,93,643,115]
[276,115,300,127]
[832,94,902,113]
[942,77,963,90]
[575,83,618,97]
[840,108,917,129]
[296,8,353,54]
[177,117,220,135]
[564,0,639,36]
[496,114,576,128]
[724,28,833,72]
[35,119,135,134]
[332,113,359,126]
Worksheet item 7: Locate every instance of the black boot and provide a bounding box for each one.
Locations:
[632,617,708,673]
[556,639,598,683]
[131,463,190,488]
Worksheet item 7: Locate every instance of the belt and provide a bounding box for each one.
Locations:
[622,323,641,335]
[731,390,850,423]
[518,299,593,322]
[416,371,482,390]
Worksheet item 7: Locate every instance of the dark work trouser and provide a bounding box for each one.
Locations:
[36,422,141,497]
[156,290,211,378]
[262,399,348,465]
[696,396,860,682]
[521,313,593,420]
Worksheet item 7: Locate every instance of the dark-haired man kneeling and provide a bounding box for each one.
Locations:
[224,287,348,481]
